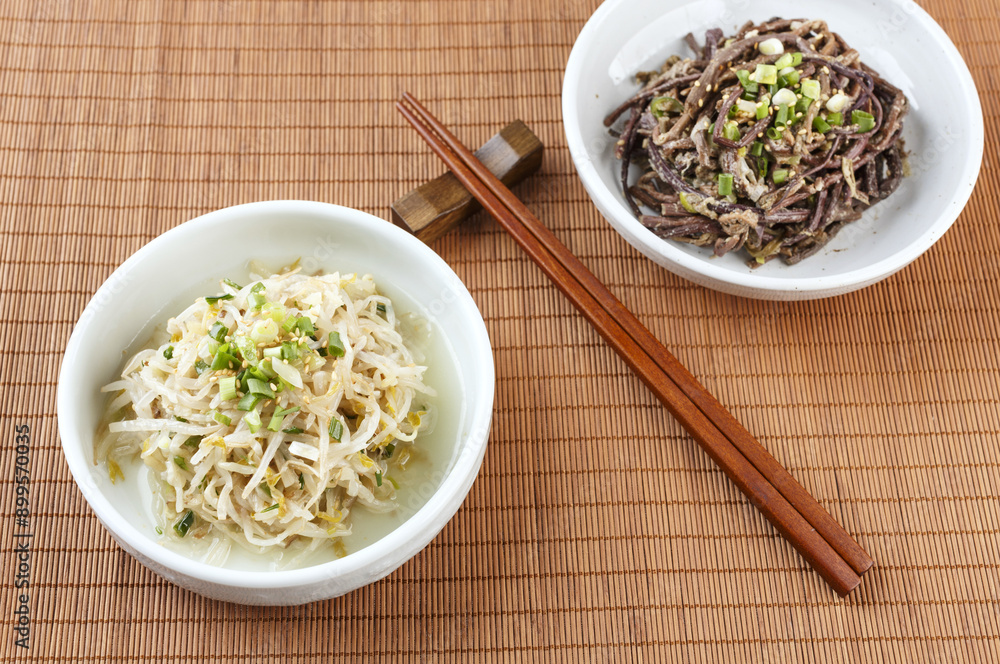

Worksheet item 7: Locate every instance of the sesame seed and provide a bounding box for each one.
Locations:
[798,129,807,135]
[757,132,764,138]
[224,335,232,342]
[694,80,701,87]
[765,145,772,152]
[698,99,704,107]
[269,383,277,391]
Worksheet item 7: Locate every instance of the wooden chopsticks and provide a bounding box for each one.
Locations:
[397,93,874,596]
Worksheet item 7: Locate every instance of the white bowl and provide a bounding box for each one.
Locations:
[57,201,495,605]
[563,0,984,300]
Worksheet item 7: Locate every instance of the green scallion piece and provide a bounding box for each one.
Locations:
[773,168,790,185]
[813,116,832,134]
[722,121,741,142]
[218,376,238,401]
[750,141,764,157]
[753,63,778,85]
[795,97,813,114]
[173,510,194,537]
[209,322,228,343]
[736,69,759,94]
[213,411,232,426]
[376,303,387,315]
[233,335,258,366]
[678,192,697,214]
[827,112,844,126]
[756,102,768,120]
[173,456,188,470]
[283,427,304,434]
[298,473,305,490]
[237,392,261,412]
[223,278,242,290]
[387,476,399,490]
[244,409,262,433]
[852,110,876,133]
[328,331,346,357]
[183,436,201,449]
[329,419,343,442]
[776,104,790,127]
[779,69,800,86]
[293,317,313,336]
[717,173,734,197]
[384,443,396,459]
[155,526,163,535]
[280,341,299,361]
[790,52,803,66]
[801,79,821,100]
[757,154,769,180]
[247,378,275,398]
[774,52,794,70]
[248,292,266,309]
[649,95,683,117]
[210,350,237,372]
[262,346,282,359]
[375,472,383,487]
[163,346,174,360]
[194,360,210,376]
[250,282,266,293]
[260,503,279,513]
[205,294,233,305]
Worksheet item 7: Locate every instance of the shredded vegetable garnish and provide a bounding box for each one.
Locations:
[96,267,435,560]
[606,18,908,266]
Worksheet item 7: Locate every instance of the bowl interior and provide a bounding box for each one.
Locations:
[58,201,493,592]
[563,0,983,294]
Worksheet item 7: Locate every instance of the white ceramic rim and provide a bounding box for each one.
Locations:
[562,0,985,296]
[56,200,495,592]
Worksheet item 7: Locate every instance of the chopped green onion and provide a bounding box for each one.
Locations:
[852,110,876,133]
[722,121,740,142]
[736,69,758,94]
[237,392,261,412]
[173,510,194,537]
[801,79,821,100]
[751,65,778,85]
[283,427,304,434]
[250,282,266,293]
[757,154,770,180]
[375,472,383,487]
[298,473,305,490]
[756,102,768,120]
[280,341,300,361]
[742,90,757,102]
[262,346,282,359]
[750,141,764,156]
[384,443,396,459]
[768,126,783,139]
[787,155,801,166]
[387,476,399,490]
[773,168,790,185]
[795,97,813,114]
[208,322,228,343]
[376,303,387,315]
[175,416,188,423]
[248,292,266,309]
[244,409,262,433]
[183,436,201,449]
[281,316,298,333]
[223,278,242,290]
[774,52,794,70]
[329,419,343,441]
[717,173,734,197]
[649,95,683,117]
[678,192,697,214]
[827,112,844,126]
[775,104,790,127]
[213,411,232,426]
[790,52,803,66]
[779,69,800,86]
[295,317,315,336]
[328,331,346,357]
[247,378,275,398]
[163,346,174,360]
[194,360,210,376]
[233,335,258,366]
[813,116,832,134]
[218,376,238,401]
[173,456,188,470]
[768,83,780,98]
[260,503,280,513]
[155,526,163,535]
[267,405,300,432]
[210,349,237,372]
[205,294,233,305]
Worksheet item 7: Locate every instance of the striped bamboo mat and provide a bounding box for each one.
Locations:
[1,0,998,661]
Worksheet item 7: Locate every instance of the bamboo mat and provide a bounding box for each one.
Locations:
[1,0,998,661]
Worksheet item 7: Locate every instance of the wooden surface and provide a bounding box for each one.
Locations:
[0,1,998,662]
